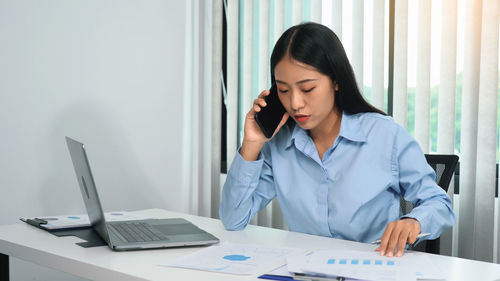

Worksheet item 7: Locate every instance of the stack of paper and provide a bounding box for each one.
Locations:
[286,250,444,281]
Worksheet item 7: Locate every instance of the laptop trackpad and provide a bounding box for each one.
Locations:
[154,223,205,236]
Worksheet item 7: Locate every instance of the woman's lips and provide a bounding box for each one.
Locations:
[295,115,310,123]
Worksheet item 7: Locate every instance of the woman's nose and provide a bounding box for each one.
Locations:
[290,91,305,111]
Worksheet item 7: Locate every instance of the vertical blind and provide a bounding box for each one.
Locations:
[458,0,481,261]
[437,0,458,257]
[182,0,222,220]
[223,0,500,263]
[473,0,499,262]
[392,0,408,127]
[415,0,431,153]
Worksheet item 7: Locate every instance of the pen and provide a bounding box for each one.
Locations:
[371,232,431,244]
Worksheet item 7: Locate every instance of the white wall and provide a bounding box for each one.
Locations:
[0,1,189,280]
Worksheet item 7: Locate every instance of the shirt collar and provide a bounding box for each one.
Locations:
[285,111,367,149]
[338,112,367,143]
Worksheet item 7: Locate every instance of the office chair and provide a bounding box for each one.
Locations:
[400,154,459,254]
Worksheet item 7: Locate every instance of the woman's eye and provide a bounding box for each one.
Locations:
[278,89,288,93]
[303,87,315,93]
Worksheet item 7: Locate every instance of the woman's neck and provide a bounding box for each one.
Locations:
[308,108,342,160]
[309,108,342,143]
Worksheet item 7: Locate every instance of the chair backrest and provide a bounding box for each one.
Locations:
[424,154,459,192]
[400,154,459,254]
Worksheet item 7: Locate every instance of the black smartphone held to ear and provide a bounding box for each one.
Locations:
[254,83,287,138]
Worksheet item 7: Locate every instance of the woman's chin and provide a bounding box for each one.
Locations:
[295,120,314,130]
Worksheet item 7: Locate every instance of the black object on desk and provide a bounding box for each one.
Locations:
[25,218,48,227]
[49,227,107,248]
[22,218,107,248]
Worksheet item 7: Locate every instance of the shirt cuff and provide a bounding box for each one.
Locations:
[227,149,265,185]
[400,209,432,240]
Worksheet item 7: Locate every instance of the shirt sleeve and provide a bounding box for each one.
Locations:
[219,144,276,230]
[393,125,456,240]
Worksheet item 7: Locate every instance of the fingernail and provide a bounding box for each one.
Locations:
[387,252,393,257]
[396,251,402,257]
[380,251,385,256]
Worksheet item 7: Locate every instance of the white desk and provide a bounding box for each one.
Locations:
[1,208,500,281]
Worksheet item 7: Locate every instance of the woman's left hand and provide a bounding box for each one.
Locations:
[375,218,421,257]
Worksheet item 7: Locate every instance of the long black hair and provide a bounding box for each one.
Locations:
[270,22,386,116]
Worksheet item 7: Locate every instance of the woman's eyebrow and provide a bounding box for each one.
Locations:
[275,78,318,86]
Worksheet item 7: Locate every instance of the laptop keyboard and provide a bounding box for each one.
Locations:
[108,221,167,243]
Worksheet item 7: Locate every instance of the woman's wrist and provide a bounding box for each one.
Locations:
[240,140,265,161]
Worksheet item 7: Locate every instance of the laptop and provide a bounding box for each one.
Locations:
[65,136,219,251]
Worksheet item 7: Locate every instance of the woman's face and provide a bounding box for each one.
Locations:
[274,56,338,131]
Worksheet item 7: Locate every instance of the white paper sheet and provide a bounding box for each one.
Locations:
[302,250,414,281]
[288,250,444,281]
[162,242,308,275]
[262,264,294,278]
[264,264,366,281]
[20,211,155,230]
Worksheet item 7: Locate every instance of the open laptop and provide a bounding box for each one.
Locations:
[65,136,219,251]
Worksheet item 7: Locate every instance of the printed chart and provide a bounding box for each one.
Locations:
[297,250,439,281]
[163,242,307,275]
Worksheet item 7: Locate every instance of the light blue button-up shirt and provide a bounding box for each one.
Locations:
[220,112,455,243]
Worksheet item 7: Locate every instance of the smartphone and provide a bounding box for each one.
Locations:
[254,84,287,138]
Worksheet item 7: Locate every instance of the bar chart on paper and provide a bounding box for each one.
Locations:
[326,258,395,266]
[299,250,423,281]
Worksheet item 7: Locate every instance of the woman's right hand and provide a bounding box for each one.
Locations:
[240,89,289,161]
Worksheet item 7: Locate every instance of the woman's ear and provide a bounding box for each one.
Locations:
[333,81,339,91]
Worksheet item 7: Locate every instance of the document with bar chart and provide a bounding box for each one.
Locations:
[290,249,442,281]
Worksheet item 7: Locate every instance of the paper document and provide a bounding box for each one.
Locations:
[20,211,154,230]
[162,242,308,275]
[301,250,414,281]
[260,265,364,281]
[288,250,444,281]
[261,264,294,278]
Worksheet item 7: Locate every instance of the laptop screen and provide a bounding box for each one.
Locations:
[66,136,111,243]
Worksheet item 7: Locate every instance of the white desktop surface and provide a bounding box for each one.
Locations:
[1,208,500,281]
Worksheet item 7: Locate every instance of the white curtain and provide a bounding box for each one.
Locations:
[182,0,222,219]
[437,0,458,257]
[455,0,500,262]
[224,0,500,263]
[371,0,385,110]
[392,0,408,128]
[414,0,431,153]
[468,0,499,262]
[352,0,364,93]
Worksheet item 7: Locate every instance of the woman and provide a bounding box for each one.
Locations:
[219,22,455,257]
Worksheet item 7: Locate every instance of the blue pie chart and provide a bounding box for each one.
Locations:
[223,255,250,261]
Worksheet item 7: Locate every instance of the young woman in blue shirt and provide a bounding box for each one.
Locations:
[219,22,455,257]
